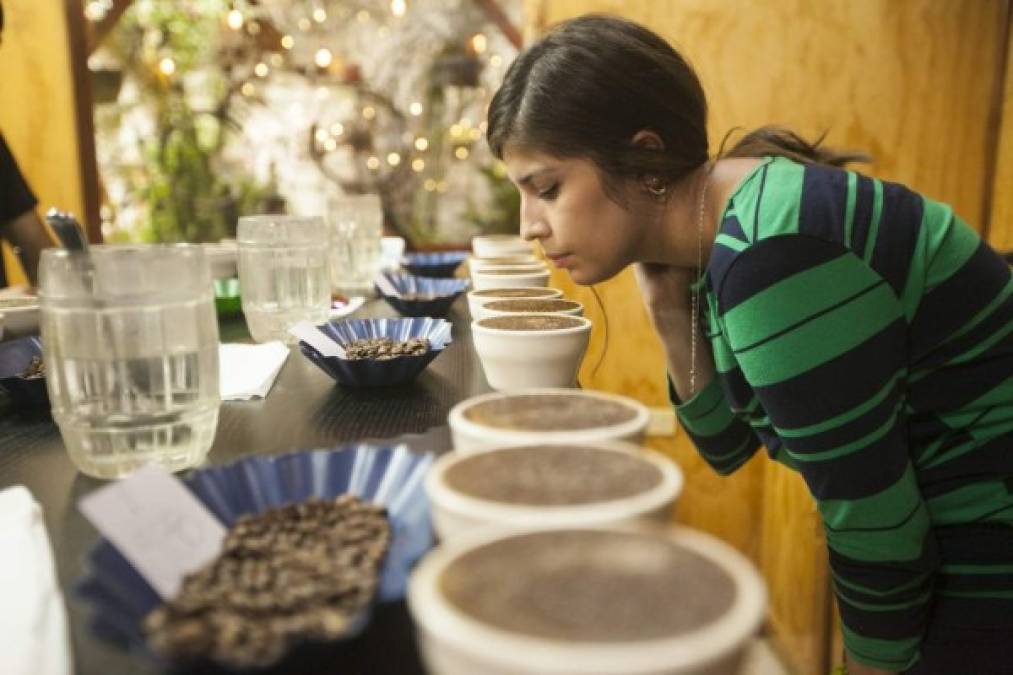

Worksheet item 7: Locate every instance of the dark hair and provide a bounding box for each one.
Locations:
[487,14,866,194]
[0,1,5,38]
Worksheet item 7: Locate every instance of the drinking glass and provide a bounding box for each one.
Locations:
[328,194,383,293]
[238,215,331,343]
[39,244,220,479]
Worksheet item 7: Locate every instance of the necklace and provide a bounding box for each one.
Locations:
[690,162,714,396]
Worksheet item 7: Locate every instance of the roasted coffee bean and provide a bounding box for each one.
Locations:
[143,496,390,669]
[342,337,430,360]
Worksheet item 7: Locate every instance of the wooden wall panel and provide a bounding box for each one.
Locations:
[988,16,1013,253]
[524,3,1010,673]
[0,0,97,285]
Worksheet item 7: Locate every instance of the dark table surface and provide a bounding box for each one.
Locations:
[0,296,490,675]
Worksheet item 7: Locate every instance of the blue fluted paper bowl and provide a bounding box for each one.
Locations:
[400,251,468,278]
[376,272,470,318]
[76,443,434,669]
[299,317,452,387]
[0,336,48,409]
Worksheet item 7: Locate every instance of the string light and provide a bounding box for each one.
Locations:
[254,62,269,77]
[436,180,449,193]
[490,54,503,67]
[241,82,256,97]
[391,0,407,18]
[315,129,329,143]
[85,1,109,21]
[471,33,487,54]
[387,152,401,167]
[330,123,345,136]
[455,146,469,160]
[247,21,261,35]
[313,8,327,22]
[367,156,381,170]
[424,179,437,191]
[412,159,425,172]
[281,35,295,49]
[362,106,376,120]
[298,17,312,31]
[159,57,176,76]
[414,137,429,151]
[409,102,423,116]
[470,128,482,141]
[449,124,463,138]
[324,138,338,152]
[315,48,333,68]
[226,9,244,30]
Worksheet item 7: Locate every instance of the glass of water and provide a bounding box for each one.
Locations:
[328,194,383,294]
[39,245,220,479]
[237,215,331,343]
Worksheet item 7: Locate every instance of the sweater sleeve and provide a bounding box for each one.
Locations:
[672,374,762,476]
[716,235,938,671]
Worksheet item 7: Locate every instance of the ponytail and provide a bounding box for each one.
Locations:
[718,125,869,168]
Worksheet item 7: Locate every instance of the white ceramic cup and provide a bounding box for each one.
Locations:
[466,287,563,318]
[476,298,583,322]
[471,314,591,390]
[472,267,551,291]
[472,234,533,259]
[408,524,768,675]
[426,440,684,542]
[448,387,649,453]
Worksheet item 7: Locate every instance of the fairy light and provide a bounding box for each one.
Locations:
[449,124,462,138]
[367,156,381,171]
[298,17,312,31]
[85,2,108,21]
[281,35,295,49]
[455,146,470,160]
[391,0,407,18]
[414,137,429,151]
[226,9,244,30]
[424,179,437,191]
[324,138,338,152]
[313,7,327,22]
[254,62,269,77]
[490,54,503,67]
[471,33,487,54]
[412,159,425,172]
[247,21,261,35]
[387,152,401,167]
[159,57,176,76]
[409,101,423,116]
[241,82,256,97]
[315,128,329,143]
[315,48,333,68]
[362,106,376,120]
[470,128,482,141]
[330,122,345,136]
[437,180,449,193]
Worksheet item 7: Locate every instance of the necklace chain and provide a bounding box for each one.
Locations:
[690,163,713,396]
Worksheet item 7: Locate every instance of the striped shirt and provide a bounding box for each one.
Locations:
[675,156,1013,671]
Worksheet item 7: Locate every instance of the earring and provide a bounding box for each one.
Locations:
[645,175,667,196]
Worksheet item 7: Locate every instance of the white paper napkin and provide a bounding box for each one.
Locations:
[0,486,72,675]
[219,341,290,400]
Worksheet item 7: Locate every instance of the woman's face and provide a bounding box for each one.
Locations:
[502,146,646,285]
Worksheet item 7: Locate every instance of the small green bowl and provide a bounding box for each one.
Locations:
[214,278,242,317]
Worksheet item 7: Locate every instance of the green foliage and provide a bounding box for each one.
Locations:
[463,163,520,235]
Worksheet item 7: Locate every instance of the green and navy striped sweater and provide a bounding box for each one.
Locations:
[675,156,1013,670]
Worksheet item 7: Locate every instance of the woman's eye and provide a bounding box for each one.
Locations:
[538,184,559,200]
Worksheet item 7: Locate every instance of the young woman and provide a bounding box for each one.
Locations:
[486,14,1013,675]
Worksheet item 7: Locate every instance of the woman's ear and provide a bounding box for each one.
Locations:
[631,129,665,150]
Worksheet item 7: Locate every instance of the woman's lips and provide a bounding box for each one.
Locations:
[547,253,572,267]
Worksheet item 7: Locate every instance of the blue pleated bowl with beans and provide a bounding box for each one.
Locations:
[400,251,468,278]
[0,336,49,409]
[76,443,434,671]
[375,272,470,318]
[298,317,452,387]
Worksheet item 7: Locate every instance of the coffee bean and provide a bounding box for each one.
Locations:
[143,496,390,669]
[342,337,430,361]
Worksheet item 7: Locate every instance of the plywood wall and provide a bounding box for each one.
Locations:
[526,2,1011,673]
[0,0,97,285]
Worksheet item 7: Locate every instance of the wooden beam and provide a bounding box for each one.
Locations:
[66,0,102,239]
[473,0,522,49]
[85,0,133,56]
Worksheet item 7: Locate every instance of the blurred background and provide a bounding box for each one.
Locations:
[1,2,1011,673]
